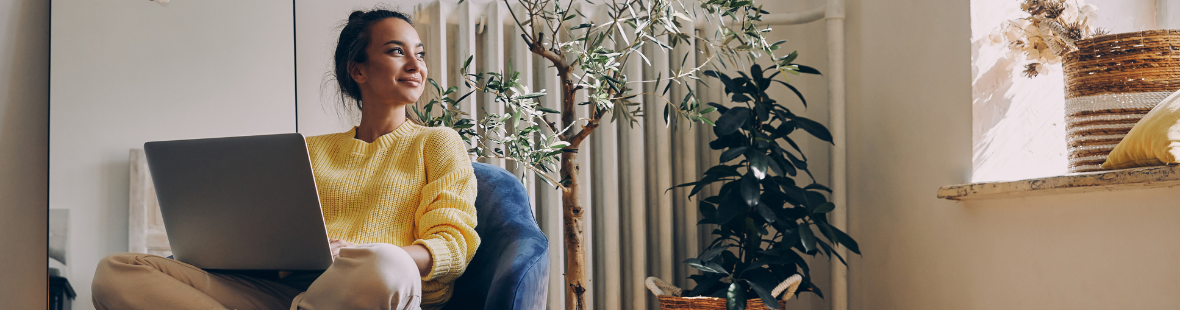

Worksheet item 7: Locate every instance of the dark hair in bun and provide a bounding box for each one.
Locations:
[333,9,413,111]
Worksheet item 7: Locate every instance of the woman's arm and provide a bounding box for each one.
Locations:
[400,244,433,277]
[411,128,480,282]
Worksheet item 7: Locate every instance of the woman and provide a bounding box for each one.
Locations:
[91,9,479,310]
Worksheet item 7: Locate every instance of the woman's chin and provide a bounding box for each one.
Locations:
[392,93,423,105]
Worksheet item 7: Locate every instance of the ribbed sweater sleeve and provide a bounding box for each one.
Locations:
[412,129,479,282]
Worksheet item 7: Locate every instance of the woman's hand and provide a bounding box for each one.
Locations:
[328,238,356,261]
[328,239,431,276]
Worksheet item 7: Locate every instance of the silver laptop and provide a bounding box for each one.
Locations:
[144,133,333,270]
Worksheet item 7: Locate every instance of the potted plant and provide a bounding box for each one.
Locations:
[421,0,792,308]
[655,62,860,310]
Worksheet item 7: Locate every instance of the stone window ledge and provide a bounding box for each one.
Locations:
[938,165,1180,201]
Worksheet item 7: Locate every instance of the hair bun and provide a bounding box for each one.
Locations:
[348,11,365,22]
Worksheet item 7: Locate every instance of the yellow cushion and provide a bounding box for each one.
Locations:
[1102,90,1180,169]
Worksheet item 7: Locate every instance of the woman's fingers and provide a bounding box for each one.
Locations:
[329,239,344,260]
[328,238,358,261]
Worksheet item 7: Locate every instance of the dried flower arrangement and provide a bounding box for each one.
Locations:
[987,0,1107,77]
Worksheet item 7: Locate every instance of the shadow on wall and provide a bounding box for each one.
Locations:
[969,38,1016,173]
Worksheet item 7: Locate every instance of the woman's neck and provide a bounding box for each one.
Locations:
[355,102,408,143]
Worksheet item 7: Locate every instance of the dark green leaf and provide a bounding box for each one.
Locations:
[795,65,821,75]
[713,107,750,136]
[773,122,795,138]
[782,136,806,159]
[703,70,727,79]
[789,116,832,143]
[748,151,770,179]
[830,224,861,255]
[700,242,730,261]
[688,177,718,198]
[780,183,806,207]
[804,191,828,208]
[774,157,796,177]
[720,146,747,163]
[708,102,730,114]
[774,81,807,107]
[699,200,717,221]
[686,258,730,275]
[740,173,760,207]
[811,202,835,214]
[456,90,475,105]
[766,156,785,176]
[799,223,817,253]
[704,165,741,178]
[816,239,847,266]
[804,184,832,193]
[755,203,777,223]
[727,282,746,310]
[802,280,824,298]
[716,191,745,224]
[755,101,770,121]
[745,280,779,310]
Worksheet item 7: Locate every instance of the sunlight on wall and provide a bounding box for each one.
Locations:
[970,0,1160,182]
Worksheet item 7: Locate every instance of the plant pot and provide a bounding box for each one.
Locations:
[646,276,802,310]
[1063,29,1180,172]
[656,295,787,310]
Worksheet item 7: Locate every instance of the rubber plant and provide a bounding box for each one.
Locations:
[673,62,860,310]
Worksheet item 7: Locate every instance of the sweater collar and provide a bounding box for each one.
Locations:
[342,121,421,153]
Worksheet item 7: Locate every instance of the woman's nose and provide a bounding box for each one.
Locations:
[403,59,419,73]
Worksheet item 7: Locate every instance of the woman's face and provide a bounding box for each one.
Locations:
[351,18,427,107]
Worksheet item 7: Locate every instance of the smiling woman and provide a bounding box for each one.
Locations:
[89,8,479,310]
[333,10,429,138]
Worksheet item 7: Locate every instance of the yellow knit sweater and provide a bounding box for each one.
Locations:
[305,122,479,309]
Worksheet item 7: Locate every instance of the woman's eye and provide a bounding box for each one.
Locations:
[389,47,404,55]
[416,51,426,59]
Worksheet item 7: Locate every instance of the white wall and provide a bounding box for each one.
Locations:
[844,0,1180,309]
[0,0,49,308]
[50,0,295,308]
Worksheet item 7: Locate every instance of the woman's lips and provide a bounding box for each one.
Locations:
[398,77,422,87]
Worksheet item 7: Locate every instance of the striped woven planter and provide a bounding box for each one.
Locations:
[657,295,786,310]
[1063,29,1180,172]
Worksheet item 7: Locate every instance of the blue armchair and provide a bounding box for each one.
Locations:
[441,162,549,310]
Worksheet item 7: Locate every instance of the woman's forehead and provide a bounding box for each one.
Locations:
[370,18,422,47]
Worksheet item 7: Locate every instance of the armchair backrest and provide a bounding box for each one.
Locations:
[442,162,549,310]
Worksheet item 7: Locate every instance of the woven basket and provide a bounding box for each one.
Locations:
[657,296,786,310]
[1062,29,1180,172]
[647,276,802,310]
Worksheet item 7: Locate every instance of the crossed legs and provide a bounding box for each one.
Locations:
[92,243,422,310]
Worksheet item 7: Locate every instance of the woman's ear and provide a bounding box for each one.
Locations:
[348,62,366,84]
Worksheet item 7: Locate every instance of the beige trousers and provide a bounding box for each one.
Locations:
[92,243,422,310]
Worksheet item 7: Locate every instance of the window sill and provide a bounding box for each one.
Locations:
[937,165,1180,201]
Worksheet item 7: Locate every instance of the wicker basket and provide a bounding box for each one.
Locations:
[657,296,786,310]
[647,276,802,310]
[1062,29,1180,172]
